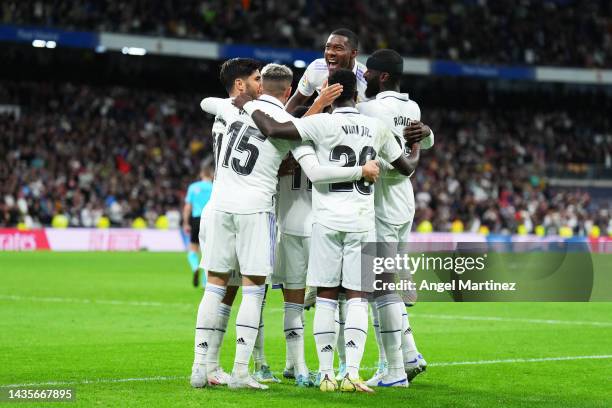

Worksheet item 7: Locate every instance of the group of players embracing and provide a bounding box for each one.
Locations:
[191,28,434,393]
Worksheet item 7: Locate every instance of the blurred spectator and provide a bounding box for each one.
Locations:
[2,0,611,67]
[0,80,213,229]
[0,80,610,236]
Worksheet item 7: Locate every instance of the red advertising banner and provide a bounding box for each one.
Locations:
[0,229,50,251]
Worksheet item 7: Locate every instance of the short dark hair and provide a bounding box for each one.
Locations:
[367,49,403,87]
[328,68,356,103]
[330,28,359,50]
[219,58,261,93]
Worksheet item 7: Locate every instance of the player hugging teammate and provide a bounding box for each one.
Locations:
[191,28,434,393]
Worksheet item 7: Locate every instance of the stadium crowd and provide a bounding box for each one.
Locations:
[2,0,611,68]
[1,81,611,235]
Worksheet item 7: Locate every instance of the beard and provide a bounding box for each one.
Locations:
[365,77,380,99]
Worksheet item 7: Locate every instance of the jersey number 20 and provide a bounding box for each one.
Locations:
[329,145,377,195]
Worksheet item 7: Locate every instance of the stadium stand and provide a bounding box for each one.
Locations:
[1,80,610,235]
[2,0,611,67]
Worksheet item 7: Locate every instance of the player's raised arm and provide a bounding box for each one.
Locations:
[303,81,343,116]
[200,97,226,116]
[233,93,302,140]
[285,90,311,114]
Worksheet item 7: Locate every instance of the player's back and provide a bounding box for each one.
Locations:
[277,160,312,237]
[357,91,432,225]
[213,97,295,214]
[296,107,399,233]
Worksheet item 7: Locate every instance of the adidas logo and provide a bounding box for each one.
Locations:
[286,331,299,339]
[345,340,358,349]
[320,344,333,352]
[236,337,246,345]
[404,327,412,335]
[197,341,208,350]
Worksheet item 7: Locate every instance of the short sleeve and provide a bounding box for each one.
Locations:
[297,63,316,97]
[379,127,403,163]
[185,185,194,204]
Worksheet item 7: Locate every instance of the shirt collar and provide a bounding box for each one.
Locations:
[376,90,410,101]
[332,106,360,114]
[258,94,285,109]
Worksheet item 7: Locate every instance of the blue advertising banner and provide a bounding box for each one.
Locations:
[0,24,98,49]
[432,60,535,80]
[220,44,320,65]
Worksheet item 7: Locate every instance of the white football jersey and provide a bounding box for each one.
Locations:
[297,58,368,103]
[277,143,314,237]
[293,107,403,232]
[212,96,297,214]
[357,91,434,225]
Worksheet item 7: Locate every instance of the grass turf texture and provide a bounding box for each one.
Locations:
[0,252,610,407]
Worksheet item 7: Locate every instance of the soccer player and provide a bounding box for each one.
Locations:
[198,63,379,390]
[285,28,366,379]
[191,58,262,389]
[357,49,434,387]
[233,68,420,393]
[273,87,360,387]
[286,28,367,113]
[183,162,214,287]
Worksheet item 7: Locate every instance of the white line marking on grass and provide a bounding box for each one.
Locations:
[411,313,612,327]
[428,354,612,367]
[2,355,610,388]
[0,295,191,308]
[0,376,189,388]
[2,295,612,327]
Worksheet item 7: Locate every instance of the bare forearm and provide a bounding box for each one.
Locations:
[285,91,310,114]
[391,144,421,176]
[251,110,302,140]
[182,205,191,224]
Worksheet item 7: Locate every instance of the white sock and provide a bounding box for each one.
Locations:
[314,297,338,377]
[194,283,226,367]
[336,296,347,366]
[401,309,419,364]
[206,302,231,373]
[253,298,266,369]
[370,302,387,367]
[377,294,405,378]
[232,285,266,377]
[344,298,369,378]
[284,302,308,377]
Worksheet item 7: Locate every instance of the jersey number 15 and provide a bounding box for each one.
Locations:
[219,121,265,176]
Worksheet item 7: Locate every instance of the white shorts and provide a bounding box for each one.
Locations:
[198,209,242,286]
[375,218,413,243]
[272,232,310,290]
[375,218,416,302]
[202,210,276,277]
[307,223,375,292]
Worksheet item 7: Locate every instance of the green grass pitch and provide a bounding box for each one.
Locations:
[0,252,611,407]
